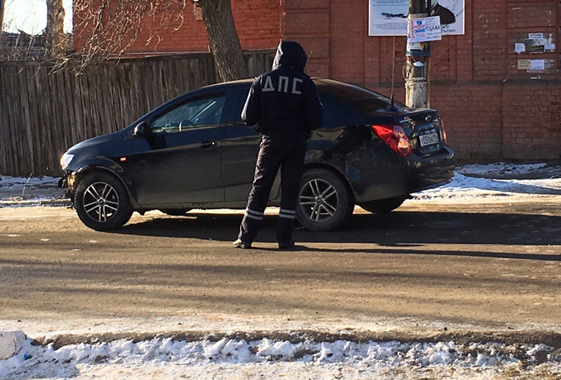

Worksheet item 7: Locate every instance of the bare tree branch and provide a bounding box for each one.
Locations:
[73,0,188,66]
[73,0,248,80]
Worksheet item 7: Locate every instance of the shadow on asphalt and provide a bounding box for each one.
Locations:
[112,209,561,250]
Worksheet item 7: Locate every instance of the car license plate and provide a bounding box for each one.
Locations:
[419,132,439,147]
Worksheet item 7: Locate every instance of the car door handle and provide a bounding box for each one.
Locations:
[200,141,217,149]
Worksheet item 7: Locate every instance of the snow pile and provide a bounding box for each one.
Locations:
[0,331,25,360]
[456,162,551,178]
[413,176,561,200]
[413,163,561,200]
[1,336,559,379]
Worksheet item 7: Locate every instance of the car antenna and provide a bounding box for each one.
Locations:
[389,36,398,112]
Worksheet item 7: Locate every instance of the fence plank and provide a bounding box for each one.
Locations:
[0,51,274,177]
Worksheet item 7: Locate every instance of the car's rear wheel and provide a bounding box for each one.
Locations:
[297,168,354,231]
[359,196,407,214]
[75,172,133,231]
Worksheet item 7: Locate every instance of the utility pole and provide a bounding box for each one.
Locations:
[405,0,431,108]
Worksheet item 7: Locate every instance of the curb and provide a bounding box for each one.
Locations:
[0,199,71,208]
[34,329,561,351]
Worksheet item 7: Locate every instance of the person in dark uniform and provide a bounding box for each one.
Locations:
[233,40,324,250]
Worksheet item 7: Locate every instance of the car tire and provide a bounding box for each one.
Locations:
[359,196,407,214]
[297,168,354,231]
[75,172,133,231]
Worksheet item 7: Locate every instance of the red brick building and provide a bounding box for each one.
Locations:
[74,0,561,161]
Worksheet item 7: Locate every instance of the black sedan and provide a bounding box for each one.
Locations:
[59,78,455,231]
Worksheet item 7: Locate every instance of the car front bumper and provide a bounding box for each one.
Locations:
[58,170,77,201]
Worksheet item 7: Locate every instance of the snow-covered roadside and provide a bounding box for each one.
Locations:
[0,175,67,206]
[2,162,561,379]
[2,334,560,379]
[412,162,561,201]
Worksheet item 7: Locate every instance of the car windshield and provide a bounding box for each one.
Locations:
[317,81,406,114]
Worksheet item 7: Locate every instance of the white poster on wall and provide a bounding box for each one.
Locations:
[369,0,465,36]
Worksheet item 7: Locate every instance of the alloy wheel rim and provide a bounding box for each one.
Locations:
[299,178,339,222]
[83,182,120,222]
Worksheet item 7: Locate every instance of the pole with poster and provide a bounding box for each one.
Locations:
[369,0,458,107]
[405,0,428,108]
[405,0,442,108]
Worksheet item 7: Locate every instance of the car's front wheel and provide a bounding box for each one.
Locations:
[296,168,354,231]
[75,172,133,231]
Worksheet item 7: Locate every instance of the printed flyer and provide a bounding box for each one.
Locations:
[369,0,464,36]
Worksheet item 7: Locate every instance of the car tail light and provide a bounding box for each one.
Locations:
[371,125,412,156]
[439,119,448,145]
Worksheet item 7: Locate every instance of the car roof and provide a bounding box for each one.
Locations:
[202,77,377,94]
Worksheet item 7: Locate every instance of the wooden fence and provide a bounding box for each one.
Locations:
[0,50,273,177]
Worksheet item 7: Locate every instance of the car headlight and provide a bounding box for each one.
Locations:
[60,153,74,171]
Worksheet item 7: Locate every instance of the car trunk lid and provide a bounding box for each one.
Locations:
[397,110,446,157]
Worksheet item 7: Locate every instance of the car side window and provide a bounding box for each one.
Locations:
[150,95,226,134]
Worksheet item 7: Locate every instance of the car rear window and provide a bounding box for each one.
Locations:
[316,81,406,115]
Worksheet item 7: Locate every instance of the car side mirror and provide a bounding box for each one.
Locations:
[133,121,147,138]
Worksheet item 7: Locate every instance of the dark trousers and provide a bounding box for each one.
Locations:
[238,134,308,244]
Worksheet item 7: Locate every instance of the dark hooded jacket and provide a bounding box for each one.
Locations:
[241,41,324,137]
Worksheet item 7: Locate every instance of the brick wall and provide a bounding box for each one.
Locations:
[282,0,331,77]
[503,82,561,159]
[73,0,561,160]
[285,0,561,160]
[73,0,282,53]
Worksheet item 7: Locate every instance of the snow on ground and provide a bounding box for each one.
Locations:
[412,162,561,200]
[2,335,560,379]
[0,176,66,205]
[1,162,561,379]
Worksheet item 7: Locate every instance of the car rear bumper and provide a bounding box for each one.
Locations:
[406,147,456,192]
[349,146,455,203]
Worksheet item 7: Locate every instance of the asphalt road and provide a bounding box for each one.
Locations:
[1,199,560,338]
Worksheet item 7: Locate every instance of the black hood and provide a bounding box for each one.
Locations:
[272,41,307,72]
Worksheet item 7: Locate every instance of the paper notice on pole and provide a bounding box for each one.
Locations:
[408,16,442,43]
